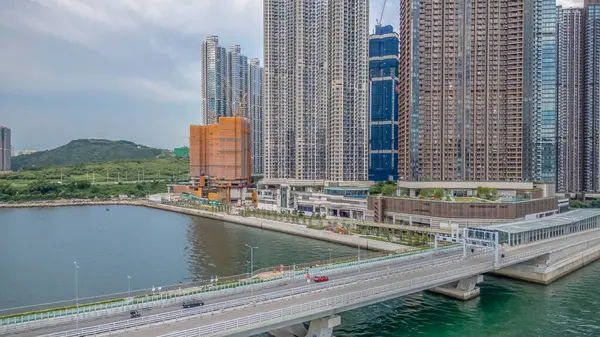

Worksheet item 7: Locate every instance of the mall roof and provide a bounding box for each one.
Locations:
[482,209,600,234]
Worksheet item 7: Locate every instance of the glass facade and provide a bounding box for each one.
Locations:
[530,0,558,183]
[369,25,399,182]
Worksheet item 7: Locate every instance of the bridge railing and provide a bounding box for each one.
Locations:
[500,245,560,266]
[1,245,464,330]
[33,252,493,337]
[159,261,495,337]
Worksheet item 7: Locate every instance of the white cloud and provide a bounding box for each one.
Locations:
[0,0,228,102]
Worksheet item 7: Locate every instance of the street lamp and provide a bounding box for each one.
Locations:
[73,261,80,331]
[357,237,361,261]
[245,244,258,277]
[127,276,131,300]
[245,260,251,279]
[328,248,333,264]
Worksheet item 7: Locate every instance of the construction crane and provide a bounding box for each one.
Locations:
[376,0,387,27]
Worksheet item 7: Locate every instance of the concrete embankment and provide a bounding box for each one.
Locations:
[147,203,410,252]
[0,199,147,208]
[0,200,410,252]
[495,229,600,284]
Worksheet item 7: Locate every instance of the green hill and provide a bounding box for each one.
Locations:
[12,139,168,170]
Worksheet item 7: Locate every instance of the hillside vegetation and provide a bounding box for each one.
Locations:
[11,139,169,170]
[0,157,190,201]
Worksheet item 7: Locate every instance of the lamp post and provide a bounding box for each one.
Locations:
[73,261,80,331]
[245,244,259,277]
[127,276,131,300]
[328,248,333,264]
[357,237,361,261]
[246,260,251,279]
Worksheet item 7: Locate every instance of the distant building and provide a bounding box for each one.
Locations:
[584,0,600,191]
[557,7,585,192]
[0,126,11,172]
[227,45,248,118]
[12,149,36,156]
[369,25,399,182]
[201,36,228,125]
[248,58,264,176]
[173,146,189,158]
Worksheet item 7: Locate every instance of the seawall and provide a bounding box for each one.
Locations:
[0,199,147,208]
[494,231,600,284]
[147,203,410,252]
[0,200,410,253]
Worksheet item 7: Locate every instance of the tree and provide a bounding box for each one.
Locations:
[570,200,590,209]
[369,184,383,195]
[433,188,445,199]
[381,185,397,196]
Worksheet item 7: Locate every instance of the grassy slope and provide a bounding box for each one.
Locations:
[11,139,170,170]
[0,157,190,201]
[2,157,190,186]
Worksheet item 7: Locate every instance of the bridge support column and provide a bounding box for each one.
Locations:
[430,275,483,301]
[269,323,308,337]
[305,315,341,337]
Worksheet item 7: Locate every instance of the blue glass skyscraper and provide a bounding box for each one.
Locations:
[528,0,558,184]
[368,25,398,182]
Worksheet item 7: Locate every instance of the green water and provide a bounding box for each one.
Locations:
[335,262,600,337]
[1,206,598,336]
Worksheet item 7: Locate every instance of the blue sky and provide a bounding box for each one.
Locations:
[0,0,582,151]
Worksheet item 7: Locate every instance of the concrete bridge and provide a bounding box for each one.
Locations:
[7,209,600,337]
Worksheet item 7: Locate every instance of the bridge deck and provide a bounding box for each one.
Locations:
[11,228,600,337]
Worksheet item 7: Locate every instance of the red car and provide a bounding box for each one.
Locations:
[313,275,329,283]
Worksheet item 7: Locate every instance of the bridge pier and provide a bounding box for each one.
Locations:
[269,315,341,337]
[430,275,483,301]
[496,238,600,284]
[305,315,341,337]
[269,323,308,337]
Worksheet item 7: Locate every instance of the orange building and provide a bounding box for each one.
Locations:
[189,117,251,190]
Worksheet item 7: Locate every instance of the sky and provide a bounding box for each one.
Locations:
[0,0,585,151]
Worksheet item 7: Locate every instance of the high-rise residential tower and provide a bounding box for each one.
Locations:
[528,0,558,184]
[263,0,369,182]
[227,45,249,117]
[369,25,399,182]
[248,58,264,176]
[584,0,600,191]
[201,36,228,125]
[0,126,11,172]
[557,7,585,193]
[398,0,526,182]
